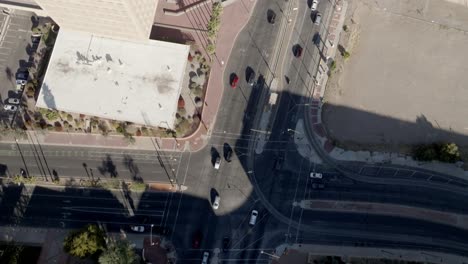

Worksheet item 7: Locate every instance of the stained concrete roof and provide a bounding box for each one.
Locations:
[36,29,189,129]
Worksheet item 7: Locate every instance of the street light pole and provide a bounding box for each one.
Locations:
[150,224,154,246]
[261,250,280,259]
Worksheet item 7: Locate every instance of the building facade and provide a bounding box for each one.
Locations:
[1,0,159,41]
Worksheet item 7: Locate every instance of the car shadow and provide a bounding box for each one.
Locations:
[223,143,233,160]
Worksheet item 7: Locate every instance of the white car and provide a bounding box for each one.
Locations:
[3,105,17,112]
[212,195,220,210]
[130,225,145,232]
[7,98,20,105]
[214,157,221,170]
[310,172,323,179]
[201,251,210,264]
[311,0,319,11]
[249,210,258,227]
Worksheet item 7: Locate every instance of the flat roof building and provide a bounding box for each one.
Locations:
[36,29,189,129]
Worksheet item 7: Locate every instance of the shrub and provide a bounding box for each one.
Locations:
[66,114,73,122]
[413,143,461,163]
[343,25,348,32]
[54,121,62,131]
[129,182,147,192]
[342,50,351,59]
[98,121,109,136]
[177,107,187,116]
[413,144,438,161]
[175,118,192,137]
[206,43,216,55]
[330,61,337,71]
[193,86,204,97]
[26,85,35,98]
[439,143,460,163]
[116,125,124,134]
[45,110,59,121]
[135,129,142,136]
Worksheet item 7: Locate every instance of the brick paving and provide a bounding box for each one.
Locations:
[307,0,348,153]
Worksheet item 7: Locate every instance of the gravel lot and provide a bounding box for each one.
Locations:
[322,0,468,152]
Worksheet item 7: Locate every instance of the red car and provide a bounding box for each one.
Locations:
[230,75,239,88]
[192,230,203,248]
[294,45,303,58]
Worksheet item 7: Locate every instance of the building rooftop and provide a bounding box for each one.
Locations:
[36,29,189,129]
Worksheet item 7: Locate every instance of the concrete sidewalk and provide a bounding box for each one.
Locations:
[273,244,468,264]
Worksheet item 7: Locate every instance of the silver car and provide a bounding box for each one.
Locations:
[3,105,17,112]
[7,98,20,105]
[311,0,319,11]
[314,12,322,25]
[212,195,220,210]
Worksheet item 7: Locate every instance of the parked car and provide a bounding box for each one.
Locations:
[294,45,303,58]
[212,195,220,210]
[129,225,145,232]
[192,230,203,248]
[314,12,322,25]
[230,75,239,88]
[214,156,221,169]
[7,98,20,105]
[249,210,259,227]
[222,237,230,252]
[310,172,323,179]
[3,105,17,112]
[15,71,28,85]
[31,35,41,44]
[201,251,210,264]
[311,0,319,11]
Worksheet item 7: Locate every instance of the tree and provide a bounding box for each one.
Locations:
[63,224,106,258]
[439,143,460,163]
[98,240,140,264]
[413,144,437,161]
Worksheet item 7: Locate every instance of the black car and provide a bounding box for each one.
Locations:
[222,237,230,252]
[268,11,276,24]
[313,33,321,45]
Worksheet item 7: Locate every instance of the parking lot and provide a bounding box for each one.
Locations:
[0,9,35,123]
[322,0,468,151]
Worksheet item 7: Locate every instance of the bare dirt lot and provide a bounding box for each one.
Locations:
[322,0,468,153]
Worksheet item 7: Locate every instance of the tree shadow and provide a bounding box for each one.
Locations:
[98,155,118,178]
[337,44,347,56]
[123,155,141,182]
[30,16,39,29]
[52,169,59,181]
[5,67,13,82]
